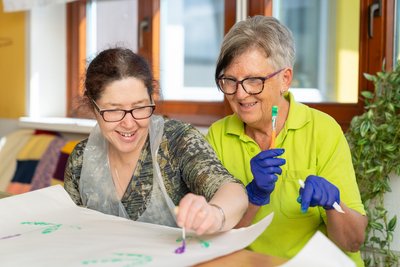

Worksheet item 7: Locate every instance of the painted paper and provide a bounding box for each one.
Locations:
[0,185,273,267]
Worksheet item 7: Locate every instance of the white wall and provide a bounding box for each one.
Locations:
[385,174,400,252]
[28,4,66,117]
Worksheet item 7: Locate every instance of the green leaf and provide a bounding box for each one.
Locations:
[366,166,379,174]
[367,109,374,119]
[387,232,393,242]
[387,103,395,112]
[379,240,387,249]
[377,71,389,81]
[383,180,392,192]
[370,221,384,230]
[361,91,374,99]
[357,138,368,146]
[384,144,396,152]
[384,112,393,120]
[360,121,370,137]
[370,236,381,243]
[369,133,376,142]
[388,216,397,232]
[364,73,377,82]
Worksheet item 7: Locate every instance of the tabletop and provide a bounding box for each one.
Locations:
[194,249,287,267]
[0,191,11,199]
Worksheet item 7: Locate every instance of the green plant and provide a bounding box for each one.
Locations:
[346,62,400,266]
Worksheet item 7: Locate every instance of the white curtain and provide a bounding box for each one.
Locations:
[2,0,78,12]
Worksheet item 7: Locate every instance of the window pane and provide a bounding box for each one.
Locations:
[395,0,400,66]
[86,0,138,59]
[274,0,359,103]
[160,0,224,101]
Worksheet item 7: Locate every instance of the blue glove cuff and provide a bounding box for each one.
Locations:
[246,182,271,206]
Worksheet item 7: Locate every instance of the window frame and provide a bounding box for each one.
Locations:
[66,0,87,118]
[136,0,236,126]
[66,0,395,130]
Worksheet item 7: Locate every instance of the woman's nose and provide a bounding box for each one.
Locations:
[120,111,138,126]
[235,83,250,98]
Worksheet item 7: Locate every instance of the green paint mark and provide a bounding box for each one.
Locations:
[21,222,54,226]
[20,221,81,234]
[197,238,210,248]
[21,221,62,234]
[82,253,152,266]
[175,235,211,248]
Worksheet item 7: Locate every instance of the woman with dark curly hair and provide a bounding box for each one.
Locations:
[64,47,248,235]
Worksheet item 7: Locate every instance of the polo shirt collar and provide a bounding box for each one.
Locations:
[225,113,248,140]
[225,92,310,138]
[285,92,310,130]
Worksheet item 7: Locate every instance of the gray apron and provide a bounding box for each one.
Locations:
[80,115,177,227]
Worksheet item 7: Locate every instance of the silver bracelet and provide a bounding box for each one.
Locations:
[210,203,226,232]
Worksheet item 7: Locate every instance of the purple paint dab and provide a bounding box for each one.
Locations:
[174,239,186,254]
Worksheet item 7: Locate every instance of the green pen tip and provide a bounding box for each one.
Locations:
[272,106,278,117]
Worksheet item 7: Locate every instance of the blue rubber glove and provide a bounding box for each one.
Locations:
[298,175,340,213]
[246,148,286,206]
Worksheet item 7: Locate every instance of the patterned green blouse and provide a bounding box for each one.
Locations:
[64,118,243,220]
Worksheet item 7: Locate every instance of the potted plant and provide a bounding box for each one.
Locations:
[346,62,400,266]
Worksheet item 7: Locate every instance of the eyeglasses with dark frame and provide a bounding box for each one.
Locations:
[216,68,284,95]
[91,99,156,122]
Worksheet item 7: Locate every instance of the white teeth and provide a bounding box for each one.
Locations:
[120,132,133,137]
[241,102,256,107]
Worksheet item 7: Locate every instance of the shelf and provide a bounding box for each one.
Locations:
[18,117,208,135]
[18,117,96,134]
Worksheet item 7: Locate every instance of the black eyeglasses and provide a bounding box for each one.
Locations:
[216,68,284,95]
[91,99,156,122]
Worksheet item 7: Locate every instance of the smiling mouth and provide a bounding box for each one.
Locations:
[118,131,135,137]
[240,102,257,107]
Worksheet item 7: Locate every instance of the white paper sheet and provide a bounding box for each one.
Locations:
[280,231,356,267]
[0,185,273,267]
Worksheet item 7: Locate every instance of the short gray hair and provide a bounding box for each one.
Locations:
[215,15,295,79]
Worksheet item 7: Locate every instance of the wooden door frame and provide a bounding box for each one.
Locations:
[66,0,86,117]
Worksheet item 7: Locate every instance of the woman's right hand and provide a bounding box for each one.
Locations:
[176,193,224,235]
[246,148,286,206]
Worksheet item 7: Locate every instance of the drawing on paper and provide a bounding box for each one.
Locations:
[81,252,152,266]
[174,234,211,253]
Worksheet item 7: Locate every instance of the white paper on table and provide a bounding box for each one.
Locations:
[0,185,273,267]
[279,231,356,267]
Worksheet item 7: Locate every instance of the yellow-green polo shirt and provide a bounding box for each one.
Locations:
[206,92,366,266]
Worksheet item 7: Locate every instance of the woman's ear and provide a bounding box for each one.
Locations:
[282,68,293,89]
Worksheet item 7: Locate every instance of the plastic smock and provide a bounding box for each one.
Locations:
[79,115,178,227]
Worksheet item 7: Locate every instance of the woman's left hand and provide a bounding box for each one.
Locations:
[176,193,223,235]
[298,175,340,212]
